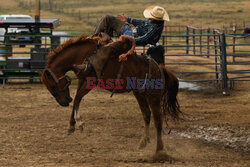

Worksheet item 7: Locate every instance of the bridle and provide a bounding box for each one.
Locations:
[43,33,112,99]
[45,68,72,99]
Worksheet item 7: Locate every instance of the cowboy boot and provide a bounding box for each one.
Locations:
[73,61,95,77]
[89,36,134,78]
[74,63,87,71]
[88,47,110,79]
[74,47,110,78]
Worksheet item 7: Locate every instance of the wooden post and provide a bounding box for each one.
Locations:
[35,0,41,48]
[220,33,229,93]
[207,28,210,57]
[232,24,236,62]
[35,0,40,22]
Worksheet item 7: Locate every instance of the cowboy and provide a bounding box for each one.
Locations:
[95,5,169,46]
[78,5,169,77]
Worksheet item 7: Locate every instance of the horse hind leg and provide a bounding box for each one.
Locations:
[147,95,171,162]
[133,92,151,149]
[149,98,164,152]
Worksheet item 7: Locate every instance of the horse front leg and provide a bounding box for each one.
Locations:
[68,79,91,135]
[68,106,76,135]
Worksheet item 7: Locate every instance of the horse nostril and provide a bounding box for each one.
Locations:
[65,96,72,103]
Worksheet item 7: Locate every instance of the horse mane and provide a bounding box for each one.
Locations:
[47,34,100,65]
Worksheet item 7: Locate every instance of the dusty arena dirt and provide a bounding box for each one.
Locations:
[0,80,249,167]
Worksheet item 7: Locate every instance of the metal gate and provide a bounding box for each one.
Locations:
[161,25,250,93]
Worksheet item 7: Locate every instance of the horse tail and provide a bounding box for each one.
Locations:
[160,65,182,122]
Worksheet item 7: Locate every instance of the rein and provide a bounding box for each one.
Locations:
[110,54,154,96]
[110,35,136,97]
[134,56,152,93]
[44,34,110,99]
[110,61,125,97]
[110,36,158,95]
[47,68,61,83]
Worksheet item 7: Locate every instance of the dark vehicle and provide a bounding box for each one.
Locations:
[0,15,34,44]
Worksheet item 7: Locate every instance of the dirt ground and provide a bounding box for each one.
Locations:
[0,78,249,167]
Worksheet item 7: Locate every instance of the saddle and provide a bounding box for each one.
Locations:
[146,44,165,65]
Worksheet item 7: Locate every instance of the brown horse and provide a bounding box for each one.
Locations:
[40,33,181,159]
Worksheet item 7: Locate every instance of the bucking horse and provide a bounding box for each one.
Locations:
[39,33,181,160]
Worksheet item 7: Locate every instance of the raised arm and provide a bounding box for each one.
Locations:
[127,18,147,27]
[117,14,146,27]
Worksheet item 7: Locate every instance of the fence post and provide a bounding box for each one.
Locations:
[232,24,236,62]
[213,29,219,82]
[186,26,189,54]
[207,28,210,57]
[219,33,229,94]
[200,29,202,55]
[193,29,196,55]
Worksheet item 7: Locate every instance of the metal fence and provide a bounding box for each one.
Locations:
[160,25,250,92]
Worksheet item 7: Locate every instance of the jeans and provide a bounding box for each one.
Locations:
[94,15,125,37]
[120,24,135,37]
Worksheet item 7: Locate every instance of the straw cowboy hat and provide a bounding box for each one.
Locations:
[143,5,170,21]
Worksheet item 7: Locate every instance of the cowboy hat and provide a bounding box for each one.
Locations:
[143,5,170,21]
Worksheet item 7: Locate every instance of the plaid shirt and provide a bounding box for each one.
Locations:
[127,18,164,46]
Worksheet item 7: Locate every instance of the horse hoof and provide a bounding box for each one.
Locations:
[138,137,150,149]
[67,129,75,135]
[79,124,84,133]
[152,150,173,162]
[163,129,171,135]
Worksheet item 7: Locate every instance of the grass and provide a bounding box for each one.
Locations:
[0,0,249,32]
